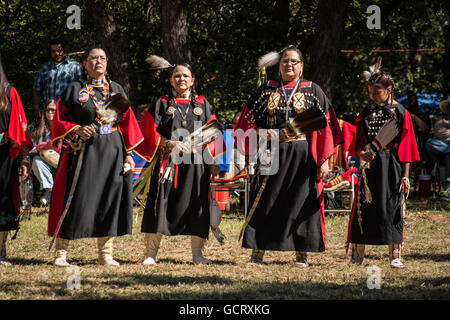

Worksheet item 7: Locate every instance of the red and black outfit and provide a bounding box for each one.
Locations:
[346,102,420,249]
[0,84,33,232]
[136,95,222,239]
[48,80,143,240]
[234,80,343,252]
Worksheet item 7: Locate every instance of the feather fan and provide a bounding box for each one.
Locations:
[96,94,130,125]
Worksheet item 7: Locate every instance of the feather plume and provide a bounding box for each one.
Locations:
[257,51,280,71]
[145,55,174,70]
[371,118,399,150]
[291,107,327,133]
[359,56,382,81]
[96,94,130,124]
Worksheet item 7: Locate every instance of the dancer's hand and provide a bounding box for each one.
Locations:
[75,125,96,140]
[359,144,376,163]
[124,155,135,174]
[317,161,329,180]
[399,177,410,195]
[210,164,220,177]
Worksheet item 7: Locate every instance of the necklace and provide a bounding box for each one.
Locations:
[85,80,110,109]
[280,79,300,121]
[174,101,190,128]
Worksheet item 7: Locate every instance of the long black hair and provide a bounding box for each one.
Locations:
[168,63,201,110]
[0,54,9,113]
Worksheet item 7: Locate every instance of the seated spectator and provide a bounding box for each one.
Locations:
[425,95,450,200]
[29,99,60,206]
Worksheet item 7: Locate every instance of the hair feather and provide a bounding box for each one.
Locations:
[145,55,174,70]
[257,51,280,71]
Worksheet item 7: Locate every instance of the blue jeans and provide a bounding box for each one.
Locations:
[425,138,450,182]
[32,156,54,190]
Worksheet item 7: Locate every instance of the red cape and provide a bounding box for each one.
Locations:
[233,85,344,250]
[7,87,33,159]
[48,100,144,237]
[6,86,33,218]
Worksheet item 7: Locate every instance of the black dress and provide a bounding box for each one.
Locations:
[347,103,420,246]
[0,86,18,232]
[48,80,142,240]
[235,80,341,252]
[140,95,218,239]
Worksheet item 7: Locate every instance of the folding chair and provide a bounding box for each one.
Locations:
[210,129,249,217]
[324,119,357,215]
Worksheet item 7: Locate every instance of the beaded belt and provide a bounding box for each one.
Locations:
[97,124,119,135]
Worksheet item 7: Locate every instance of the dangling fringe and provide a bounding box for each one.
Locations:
[357,182,364,235]
[257,66,267,87]
[361,167,372,203]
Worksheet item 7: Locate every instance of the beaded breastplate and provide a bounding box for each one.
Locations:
[365,104,396,142]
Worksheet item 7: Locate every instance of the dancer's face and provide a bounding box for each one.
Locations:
[170,65,195,95]
[83,49,108,79]
[279,50,303,82]
[368,84,391,105]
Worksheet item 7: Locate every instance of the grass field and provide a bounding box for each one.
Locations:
[0,197,449,301]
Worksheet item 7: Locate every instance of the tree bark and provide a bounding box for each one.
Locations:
[161,0,191,64]
[86,0,140,107]
[308,0,348,101]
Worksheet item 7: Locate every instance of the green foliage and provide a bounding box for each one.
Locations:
[0,0,447,125]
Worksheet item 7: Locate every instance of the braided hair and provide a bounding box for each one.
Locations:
[368,71,395,107]
[168,63,201,111]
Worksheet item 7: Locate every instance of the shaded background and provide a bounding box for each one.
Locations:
[1,0,448,124]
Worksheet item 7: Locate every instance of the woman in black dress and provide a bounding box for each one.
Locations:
[136,61,221,265]
[234,46,343,266]
[48,47,143,267]
[0,55,33,266]
[346,71,420,268]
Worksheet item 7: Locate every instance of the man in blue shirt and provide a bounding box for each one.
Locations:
[33,39,83,118]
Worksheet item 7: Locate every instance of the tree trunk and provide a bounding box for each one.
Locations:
[86,0,140,107]
[308,0,348,101]
[161,0,190,64]
[405,23,420,115]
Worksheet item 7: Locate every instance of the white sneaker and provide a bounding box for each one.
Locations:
[54,257,70,267]
[193,255,212,264]
[99,254,120,266]
[390,258,405,269]
[0,257,12,266]
[295,252,308,267]
[142,256,157,265]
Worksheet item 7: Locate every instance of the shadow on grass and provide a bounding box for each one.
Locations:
[405,253,450,262]
[1,274,448,300]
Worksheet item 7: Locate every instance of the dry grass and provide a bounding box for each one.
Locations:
[0,197,449,300]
